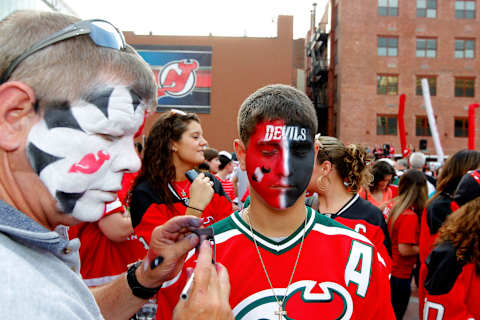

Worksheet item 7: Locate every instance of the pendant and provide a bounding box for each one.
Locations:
[181,190,187,197]
[274,302,287,320]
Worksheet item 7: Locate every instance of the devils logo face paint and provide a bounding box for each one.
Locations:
[245,120,314,209]
[27,86,146,221]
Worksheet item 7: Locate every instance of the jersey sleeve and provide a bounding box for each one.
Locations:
[354,240,396,319]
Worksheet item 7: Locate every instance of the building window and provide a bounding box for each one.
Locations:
[455,77,475,97]
[416,76,437,96]
[416,38,437,58]
[379,0,398,16]
[417,0,437,17]
[377,115,398,135]
[416,116,432,136]
[454,117,469,137]
[378,36,398,56]
[377,74,398,95]
[455,0,476,18]
[455,39,475,58]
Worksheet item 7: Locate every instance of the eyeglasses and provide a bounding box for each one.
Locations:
[0,19,126,84]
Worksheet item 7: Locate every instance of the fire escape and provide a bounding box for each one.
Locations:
[306,23,330,136]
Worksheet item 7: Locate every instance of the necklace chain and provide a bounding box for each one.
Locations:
[244,207,308,318]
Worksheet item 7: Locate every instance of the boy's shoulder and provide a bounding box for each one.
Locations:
[210,208,372,247]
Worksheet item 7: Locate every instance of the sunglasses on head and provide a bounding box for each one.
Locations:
[0,19,126,84]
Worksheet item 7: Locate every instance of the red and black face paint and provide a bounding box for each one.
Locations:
[245,120,314,209]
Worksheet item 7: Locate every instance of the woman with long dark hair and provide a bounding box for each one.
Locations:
[361,160,396,211]
[385,169,427,319]
[129,110,232,245]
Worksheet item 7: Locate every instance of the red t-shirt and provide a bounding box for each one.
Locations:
[68,199,146,287]
[215,175,236,203]
[388,207,420,279]
[130,174,232,244]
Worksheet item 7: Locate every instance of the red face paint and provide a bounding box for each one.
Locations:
[245,120,314,209]
[69,150,110,174]
[134,111,147,138]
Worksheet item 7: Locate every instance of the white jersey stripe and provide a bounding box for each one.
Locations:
[312,223,373,245]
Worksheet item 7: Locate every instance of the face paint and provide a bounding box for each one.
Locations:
[245,120,314,209]
[27,86,146,221]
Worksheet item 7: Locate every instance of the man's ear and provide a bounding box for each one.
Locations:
[0,82,36,151]
[233,139,247,171]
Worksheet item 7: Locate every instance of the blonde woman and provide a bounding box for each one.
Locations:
[384,169,427,319]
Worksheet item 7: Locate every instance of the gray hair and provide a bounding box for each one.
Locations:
[410,152,426,169]
[0,10,157,111]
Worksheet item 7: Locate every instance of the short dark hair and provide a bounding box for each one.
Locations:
[237,84,317,145]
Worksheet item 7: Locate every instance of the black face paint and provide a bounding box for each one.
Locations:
[129,90,142,112]
[43,101,83,131]
[55,190,85,213]
[84,87,115,119]
[261,166,270,174]
[26,143,63,175]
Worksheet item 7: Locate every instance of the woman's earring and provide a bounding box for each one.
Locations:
[316,174,329,192]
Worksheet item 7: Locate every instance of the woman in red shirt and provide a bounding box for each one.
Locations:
[385,169,427,320]
[129,110,232,245]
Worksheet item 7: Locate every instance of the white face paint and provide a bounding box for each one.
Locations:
[26,86,146,221]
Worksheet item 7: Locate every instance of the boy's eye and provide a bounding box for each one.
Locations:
[260,146,277,157]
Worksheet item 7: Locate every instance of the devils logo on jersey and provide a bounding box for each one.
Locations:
[233,280,353,319]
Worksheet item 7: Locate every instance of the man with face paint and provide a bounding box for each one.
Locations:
[0,11,233,319]
[157,84,395,319]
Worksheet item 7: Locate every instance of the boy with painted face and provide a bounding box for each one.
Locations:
[157,84,395,319]
[0,10,232,319]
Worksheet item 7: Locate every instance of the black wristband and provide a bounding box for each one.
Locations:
[127,261,161,299]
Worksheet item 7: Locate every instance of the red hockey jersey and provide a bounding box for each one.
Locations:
[156,207,395,319]
[68,199,145,287]
[130,173,232,244]
[325,194,392,273]
[424,242,480,319]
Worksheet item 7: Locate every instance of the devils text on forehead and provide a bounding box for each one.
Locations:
[263,124,308,142]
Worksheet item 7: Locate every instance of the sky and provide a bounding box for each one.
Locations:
[68,0,328,39]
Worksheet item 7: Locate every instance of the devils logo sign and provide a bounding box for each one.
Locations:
[158,59,199,98]
[233,280,353,320]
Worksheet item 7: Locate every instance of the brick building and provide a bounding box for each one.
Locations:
[125,16,305,152]
[308,0,480,157]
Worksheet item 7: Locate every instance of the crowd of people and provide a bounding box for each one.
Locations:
[0,9,479,320]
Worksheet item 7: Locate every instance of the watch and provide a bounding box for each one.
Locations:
[127,261,161,299]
